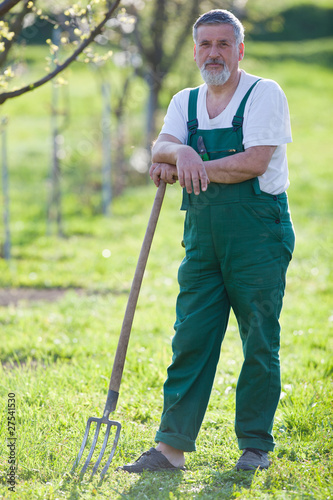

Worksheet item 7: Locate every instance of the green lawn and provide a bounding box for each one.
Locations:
[0,38,332,499]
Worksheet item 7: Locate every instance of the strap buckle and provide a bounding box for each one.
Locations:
[232,115,243,132]
[187,118,198,135]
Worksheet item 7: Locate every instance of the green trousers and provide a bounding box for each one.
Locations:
[155,180,295,452]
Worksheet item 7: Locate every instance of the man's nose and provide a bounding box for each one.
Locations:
[209,43,220,58]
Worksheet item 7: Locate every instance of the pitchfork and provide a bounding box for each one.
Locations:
[70,181,166,480]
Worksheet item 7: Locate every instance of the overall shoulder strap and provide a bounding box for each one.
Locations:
[187,87,200,139]
[232,79,261,132]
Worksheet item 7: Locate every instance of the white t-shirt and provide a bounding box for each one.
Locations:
[160,70,292,195]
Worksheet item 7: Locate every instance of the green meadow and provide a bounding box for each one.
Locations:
[0,35,332,499]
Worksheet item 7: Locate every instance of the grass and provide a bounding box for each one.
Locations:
[0,36,332,498]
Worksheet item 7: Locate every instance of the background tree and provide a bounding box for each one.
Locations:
[0,0,122,105]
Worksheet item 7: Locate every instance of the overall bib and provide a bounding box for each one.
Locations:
[155,82,295,453]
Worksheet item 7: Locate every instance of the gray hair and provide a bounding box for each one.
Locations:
[193,9,245,46]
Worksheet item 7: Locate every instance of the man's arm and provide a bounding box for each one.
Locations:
[151,133,209,195]
[205,145,276,184]
[151,133,276,193]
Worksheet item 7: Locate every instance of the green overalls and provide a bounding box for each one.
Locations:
[155,82,295,453]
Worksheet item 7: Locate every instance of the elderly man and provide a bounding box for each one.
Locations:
[120,9,295,472]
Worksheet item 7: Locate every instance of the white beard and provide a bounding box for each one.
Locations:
[200,60,231,86]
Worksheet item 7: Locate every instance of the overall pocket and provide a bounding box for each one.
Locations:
[244,200,284,243]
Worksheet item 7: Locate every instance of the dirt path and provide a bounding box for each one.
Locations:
[0,288,75,306]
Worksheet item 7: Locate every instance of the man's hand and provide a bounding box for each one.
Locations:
[176,146,209,195]
[151,134,209,195]
[149,163,178,187]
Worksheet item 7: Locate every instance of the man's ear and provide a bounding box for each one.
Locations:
[239,42,245,61]
[194,44,197,61]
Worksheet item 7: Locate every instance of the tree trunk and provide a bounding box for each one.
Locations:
[145,72,162,179]
[47,78,64,237]
[1,117,11,260]
[101,80,112,215]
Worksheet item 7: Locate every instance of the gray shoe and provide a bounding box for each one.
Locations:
[236,448,270,471]
[117,448,186,473]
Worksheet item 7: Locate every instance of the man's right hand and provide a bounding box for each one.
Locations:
[149,162,178,187]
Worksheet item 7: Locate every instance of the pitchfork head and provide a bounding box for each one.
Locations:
[71,415,121,480]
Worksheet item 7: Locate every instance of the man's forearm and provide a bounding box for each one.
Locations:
[151,136,275,193]
[152,135,209,195]
[152,141,186,165]
[205,145,276,184]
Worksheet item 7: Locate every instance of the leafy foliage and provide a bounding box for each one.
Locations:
[248,4,333,41]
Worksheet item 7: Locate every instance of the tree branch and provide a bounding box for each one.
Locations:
[149,0,166,66]
[132,20,146,61]
[0,0,33,68]
[0,0,121,105]
[0,0,22,18]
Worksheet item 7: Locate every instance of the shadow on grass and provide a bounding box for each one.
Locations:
[118,468,256,499]
[58,470,184,499]
[199,469,257,499]
[120,469,185,499]
[59,472,131,500]
[58,465,257,499]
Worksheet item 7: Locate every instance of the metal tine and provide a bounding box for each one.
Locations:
[90,422,113,477]
[80,420,102,476]
[99,421,122,479]
[71,418,93,474]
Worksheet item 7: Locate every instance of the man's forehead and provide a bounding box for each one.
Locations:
[196,23,236,41]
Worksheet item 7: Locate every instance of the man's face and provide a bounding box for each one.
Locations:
[194,24,244,86]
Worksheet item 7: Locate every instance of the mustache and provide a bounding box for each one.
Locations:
[203,58,225,68]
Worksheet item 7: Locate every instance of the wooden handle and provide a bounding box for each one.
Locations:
[109,181,166,393]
